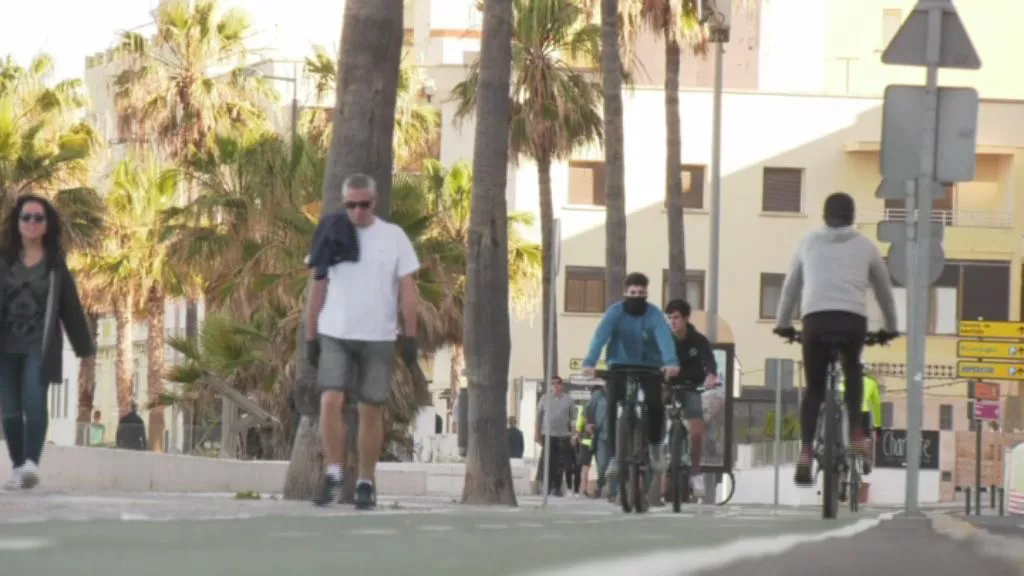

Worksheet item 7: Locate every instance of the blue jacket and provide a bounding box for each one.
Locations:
[583,301,678,369]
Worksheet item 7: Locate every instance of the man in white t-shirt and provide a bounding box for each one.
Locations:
[306,173,421,510]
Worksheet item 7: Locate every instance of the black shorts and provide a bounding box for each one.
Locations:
[578,444,594,466]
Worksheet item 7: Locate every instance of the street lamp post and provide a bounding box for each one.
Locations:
[703,1,731,345]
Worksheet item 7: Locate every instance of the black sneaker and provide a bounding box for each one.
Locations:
[354,481,376,510]
[313,474,341,507]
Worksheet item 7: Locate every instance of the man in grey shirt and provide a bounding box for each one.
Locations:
[773,192,899,487]
[535,376,574,496]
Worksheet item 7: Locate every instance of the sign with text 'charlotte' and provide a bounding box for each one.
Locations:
[875,428,940,470]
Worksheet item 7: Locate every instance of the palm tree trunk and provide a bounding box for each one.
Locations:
[665,33,686,300]
[462,0,516,506]
[76,313,99,443]
[538,154,558,380]
[601,0,627,304]
[115,294,135,417]
[147,289,167,452]
[284,0,404,502]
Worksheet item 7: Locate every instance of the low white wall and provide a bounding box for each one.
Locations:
[732,465,942,506]
[0,445,533,496]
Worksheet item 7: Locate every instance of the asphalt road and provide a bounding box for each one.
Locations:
[0,491,1017,576]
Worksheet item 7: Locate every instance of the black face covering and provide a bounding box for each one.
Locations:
[622,296,648,316]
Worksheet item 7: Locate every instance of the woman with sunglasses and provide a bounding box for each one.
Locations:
[0,195,94,491]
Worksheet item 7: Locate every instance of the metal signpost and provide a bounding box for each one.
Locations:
[541,219,561,510]
[765,358,795,509]
[879,0,981,516]
[965,381,1001,515]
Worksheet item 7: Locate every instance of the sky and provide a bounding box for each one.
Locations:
[0,0,347,82]
[1,0,159,81]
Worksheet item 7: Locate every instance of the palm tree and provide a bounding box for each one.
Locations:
[0,55,98,204]
[600,0,628,305]
[112,0,272,160]
[417,160,541,401]
[452,0,604,380]
[300,45,440,172]
[622,0,706,300]
[81,158,180,426]
[461,0,517,505]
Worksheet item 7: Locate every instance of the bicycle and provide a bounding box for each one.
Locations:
[599,366,663,514]
[664,381,737,511]
[776,330,896,519]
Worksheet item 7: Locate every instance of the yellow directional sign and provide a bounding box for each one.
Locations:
[958,340,1024,360]
[569,358,606,371]
[958,321,1024,339]
[958,361,1024,380]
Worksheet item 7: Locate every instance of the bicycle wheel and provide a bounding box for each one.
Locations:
[821,389,840,519]
[616,411,634,514]
[669,421,689,513]
[715,471,736,506]
[631,411,649,514]
[849,462,861,513]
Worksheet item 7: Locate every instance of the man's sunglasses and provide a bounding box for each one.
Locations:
[345,201,372,210]
[19,213,45,224]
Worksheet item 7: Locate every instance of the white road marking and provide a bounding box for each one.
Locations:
[477,524,510,530]
[517,522,544,528]
[526,512,896,576]
[348,528,398,536]
[0,537,54,551]
[418,525,455,532]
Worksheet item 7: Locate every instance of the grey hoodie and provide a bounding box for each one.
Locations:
[776,226,899,331]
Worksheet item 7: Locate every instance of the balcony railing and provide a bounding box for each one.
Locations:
[858,209,1014,229]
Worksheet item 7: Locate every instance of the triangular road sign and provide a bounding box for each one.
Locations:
[882,3,981,70]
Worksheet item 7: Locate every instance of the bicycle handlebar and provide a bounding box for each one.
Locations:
[595,366,666,377]
[775,330,899,346]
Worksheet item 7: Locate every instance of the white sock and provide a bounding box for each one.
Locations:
[327,464,343,481]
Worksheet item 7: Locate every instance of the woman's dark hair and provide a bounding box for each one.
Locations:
[3,194,64,266]
[665,299,692,317]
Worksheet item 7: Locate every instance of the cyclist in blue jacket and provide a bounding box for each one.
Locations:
[581,272,679,478]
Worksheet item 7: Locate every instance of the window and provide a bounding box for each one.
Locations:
[661,269,706,309]
[682,164,706,209]
[939,404,953,431]
[884,185,954,222]
[876,260,1011,335]
[941,471,953,483]
[882,9,903,47]
[565,266,606,313]
[761,167,803,213]
[568,161,606,206]
[758,273,798,320]
[881,402,894,428]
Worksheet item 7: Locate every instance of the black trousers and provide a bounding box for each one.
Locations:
[800,311,867,447]
[605,366,665,459]
[539,436,570,491]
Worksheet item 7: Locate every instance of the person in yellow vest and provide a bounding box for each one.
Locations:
[839,365,883,474]
[574,400,596,497]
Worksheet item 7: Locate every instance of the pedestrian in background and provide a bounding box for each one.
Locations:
[535,376,573,497]
[507,416,524,459]
[0,195,94,491]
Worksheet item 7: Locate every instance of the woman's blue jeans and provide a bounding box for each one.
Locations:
[0,352,48,468]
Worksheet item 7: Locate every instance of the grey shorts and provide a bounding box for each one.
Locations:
[318,336,396,405]
[675,389,705,421]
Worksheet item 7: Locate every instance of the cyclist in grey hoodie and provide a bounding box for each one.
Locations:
[773,192,899,487]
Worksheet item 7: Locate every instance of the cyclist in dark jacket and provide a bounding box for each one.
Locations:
[664,299,719,497]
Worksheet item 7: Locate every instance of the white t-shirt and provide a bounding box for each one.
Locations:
[318,218,420,341]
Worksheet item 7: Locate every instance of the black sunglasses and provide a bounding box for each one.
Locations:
[345,201,372,210]
[19,213,45,224]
